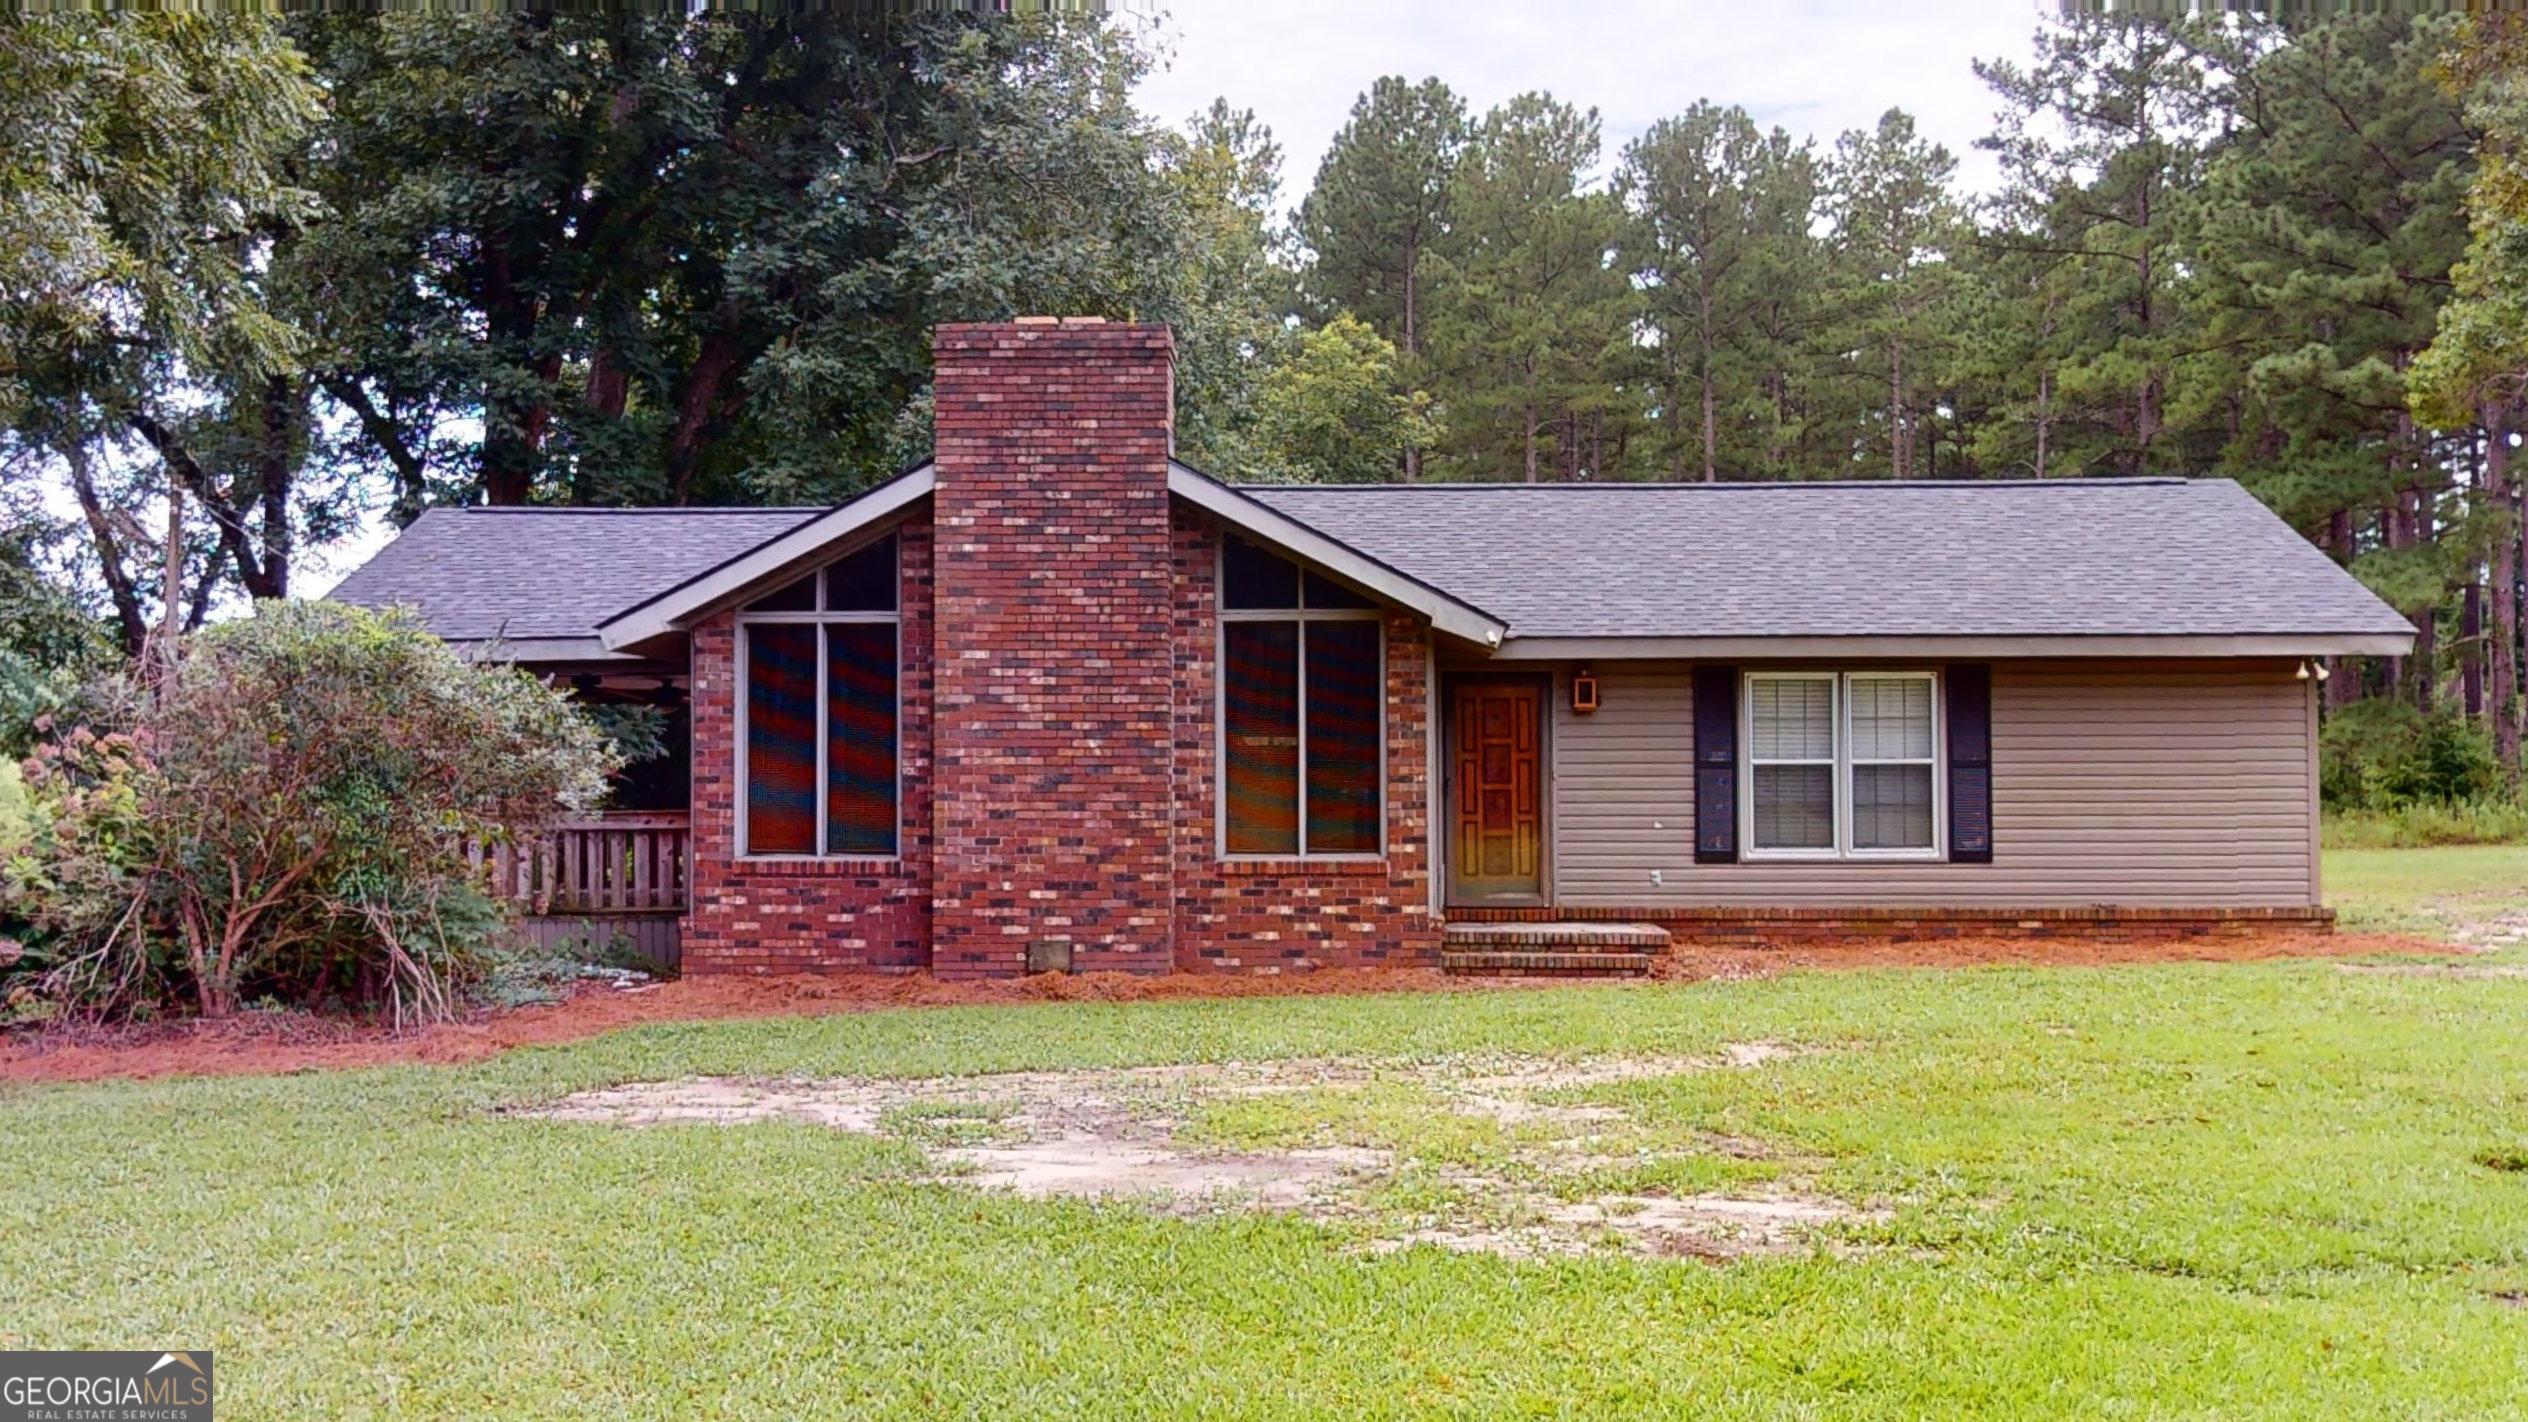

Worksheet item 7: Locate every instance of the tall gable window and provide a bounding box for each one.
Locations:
[1220,536,1383,857]
[1743,671,1941,859]
[740,534,900,857]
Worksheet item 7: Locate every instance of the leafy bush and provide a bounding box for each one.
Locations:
[2320,699,2502,810]
[4,602,618,1023]
[0,760,26,856]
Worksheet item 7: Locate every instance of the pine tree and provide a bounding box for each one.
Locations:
[1615,103,1823,481]
[2194,16,2478,707]
[1822,110,1966,478]
[1975,17,2216,476]
[1294,76,1467,477]
[1422,94,1634,483]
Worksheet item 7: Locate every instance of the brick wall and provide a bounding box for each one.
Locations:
[1169,510,1443,971]
[683,521,935,974]
[678,320,1443,977]
[928,320,1181,977]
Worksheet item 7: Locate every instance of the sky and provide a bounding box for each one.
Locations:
[1129,0,2055,203]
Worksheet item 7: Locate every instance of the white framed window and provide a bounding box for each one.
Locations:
[1742,670,1942,860]
[735,533,901,859]
[1218,535,1386,859]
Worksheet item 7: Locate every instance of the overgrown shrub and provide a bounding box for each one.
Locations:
[3,602,617,1023]
[2322,797,2528,849]
[2319,699,2502,810]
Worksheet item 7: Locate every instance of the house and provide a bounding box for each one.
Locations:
[331,318,2417,977]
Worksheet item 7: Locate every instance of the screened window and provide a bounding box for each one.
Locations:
[740,535,900,857]
[1743,671,1940,858]
[1221,536,1383,856]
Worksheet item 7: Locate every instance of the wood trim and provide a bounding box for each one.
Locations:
[597,466,935,650]
[2305,673,2323,908]
[1170,463,1508,646]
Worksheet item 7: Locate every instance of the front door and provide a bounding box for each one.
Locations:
[1449,679,1546,903]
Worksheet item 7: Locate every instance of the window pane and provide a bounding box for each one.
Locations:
[1223,621,1300,853]
[744,625,818,854]
[1851,677,1934,760]
[1752,764,1834,850]
[1853,763,1936,851]
[1304,620,1381,853]
[745,574,816,613]
[825,535,898,613]
[1303,570,1377,610]
[1223,536,1299,610]
[825,624,898,856]
[1751,678,1834,760]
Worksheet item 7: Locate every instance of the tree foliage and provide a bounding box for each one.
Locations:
[1251,314,1438,484]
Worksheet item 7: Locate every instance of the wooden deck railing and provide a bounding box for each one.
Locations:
[473,812,690,915]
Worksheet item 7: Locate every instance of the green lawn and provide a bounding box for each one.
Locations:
[2329,842,2528,936]
[6,928,2528,1418]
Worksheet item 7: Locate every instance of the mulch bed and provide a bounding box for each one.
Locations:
[0,931,2453,1086]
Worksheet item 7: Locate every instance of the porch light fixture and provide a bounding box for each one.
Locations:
[2296,659,2331,683]
[1572,666,1601,715]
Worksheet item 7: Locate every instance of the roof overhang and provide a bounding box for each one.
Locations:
[1487,632,2416,661]
[1168,463,1508,646]
[596,465,935,653]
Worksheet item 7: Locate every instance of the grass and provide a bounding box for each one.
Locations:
[0,845,2514,1417]
[6,932,2528,1418]
[2328,841,2528,935]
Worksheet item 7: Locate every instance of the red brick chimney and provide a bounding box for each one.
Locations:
[928,318,1179,977]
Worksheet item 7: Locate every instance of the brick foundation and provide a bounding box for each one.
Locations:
[1442,904,2336,942]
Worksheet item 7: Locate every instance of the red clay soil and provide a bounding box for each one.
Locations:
[0,931,2452,1086]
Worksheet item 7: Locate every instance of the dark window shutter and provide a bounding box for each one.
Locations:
[1693,665,1739,864]
[1947,664,1993,864]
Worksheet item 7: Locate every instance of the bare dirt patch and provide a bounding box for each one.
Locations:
[517,1047,1868,1258]
[0,931,2442,1086]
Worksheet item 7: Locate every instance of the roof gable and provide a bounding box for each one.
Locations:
[595,464,937,653]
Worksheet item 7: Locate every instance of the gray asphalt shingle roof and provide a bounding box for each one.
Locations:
[1238,477,2413,641]
[328,477,2409,648]
[328,506,819,644]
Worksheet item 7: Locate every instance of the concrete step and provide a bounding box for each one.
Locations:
[1440,922,1671,977]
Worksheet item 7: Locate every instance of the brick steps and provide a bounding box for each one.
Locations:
[1441,922,1670,977]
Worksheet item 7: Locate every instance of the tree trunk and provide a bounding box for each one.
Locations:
[665,319,744,504]
[149,480,184,699]
[2379,502,2405,693]
[2489,409,2522,779]
[1701,356,1719,483]
[254,375,295,598]
[1402,235,1422,482]
[65,443,148,654]
[1889,338,1907,478]
[2466,580,2485,718]
[2034,370,2051,479]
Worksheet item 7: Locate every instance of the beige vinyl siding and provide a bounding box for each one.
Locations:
[1546,660,2318,908]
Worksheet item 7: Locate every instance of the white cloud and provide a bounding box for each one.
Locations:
[1131,0,2055,204]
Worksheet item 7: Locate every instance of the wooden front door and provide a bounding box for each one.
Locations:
[1450,679,1546,903]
